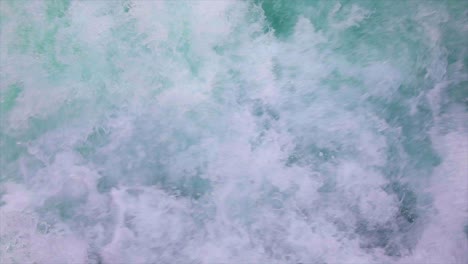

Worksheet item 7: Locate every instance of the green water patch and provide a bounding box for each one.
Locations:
[10,22,35,53]
[0,133,26,164]
[384,182,418,224]
[464,224,468,240]
[256,0,299,38]
[370,96,441,172]
[89,118,213,200]
[96,175,117,194]
[0,133,29,183]
[21,99,86,141]
[0,188,5,207]
[122,0,134,13]
[286,142,340,169]
[255,0,348,38]
[38,178,89,222]
[174,175,212,200]
[321,70,363,92]
[45,0,71,21]
[443,26,468,66]
[355,180,420,256]
[174,27,201,76]
[109,18,150,56]
[447,81,468,110]
[40,194,86,221]
[333,9,431,68]
[250,99,281,127]
[211,70,246,105]
[355,220,417,257]
[142,166,212,200]
[355,221,395,254]
[255,183,295,214]
[0,83,23,113]
[75,127,111,159]
[317,177,336,193]
[9,17,70,80]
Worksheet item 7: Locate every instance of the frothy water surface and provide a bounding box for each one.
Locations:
[1,1,467,263]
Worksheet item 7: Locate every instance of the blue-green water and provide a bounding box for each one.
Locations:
[0,1,467,263]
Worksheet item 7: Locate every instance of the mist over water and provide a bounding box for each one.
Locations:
[0,1,467,263]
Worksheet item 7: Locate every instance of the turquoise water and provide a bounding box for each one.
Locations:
[0,0,467,263]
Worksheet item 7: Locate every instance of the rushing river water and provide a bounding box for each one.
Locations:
[1,1,467,263]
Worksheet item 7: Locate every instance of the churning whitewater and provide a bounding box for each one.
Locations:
[0,0,467,263]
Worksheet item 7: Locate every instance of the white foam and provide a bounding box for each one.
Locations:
[403,108,468,263]
[1,1,466,263]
